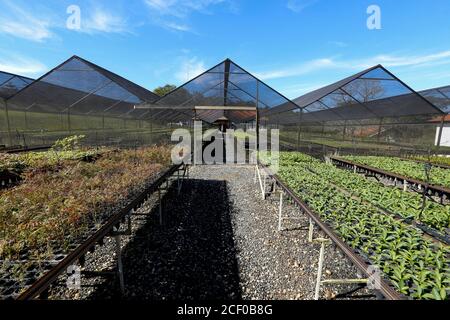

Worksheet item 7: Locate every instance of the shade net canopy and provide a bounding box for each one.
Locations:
[419,85,450,114]
[0,56,174,148]
[0,71,33,99]
[262,66,448,156]
[143,59,300,124]
[6,56,160,119]
[263,65,444,126]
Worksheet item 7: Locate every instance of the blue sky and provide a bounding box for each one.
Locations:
[0,0,450,99]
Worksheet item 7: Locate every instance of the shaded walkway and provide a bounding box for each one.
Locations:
[88,178,241,300]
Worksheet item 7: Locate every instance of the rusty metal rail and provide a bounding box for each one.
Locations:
[330,156,450,199]
[258,162,403,300]
[16,163,182,300]
[399,157,450,170]
[2,145,51,154]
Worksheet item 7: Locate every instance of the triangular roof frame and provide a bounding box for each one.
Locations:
[148,58,302,124]
[6,55,159,103]
[296,64,442,113]
[154,58,302,108]
[0,70,34,84]
[266,64,444,125]
[419,85,450,114]
[0,70,34,100]
[419,84,450,95]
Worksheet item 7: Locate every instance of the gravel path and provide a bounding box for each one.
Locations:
[49,164,375,300]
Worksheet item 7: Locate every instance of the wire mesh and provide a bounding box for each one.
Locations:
[0,56,174,148]
[1,58,448,156]
[0,71,34,100]
[263,66,447,156]
[148,59,299,124]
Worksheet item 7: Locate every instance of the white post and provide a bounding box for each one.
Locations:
[158,189,163,225]
[314,241,326,300]
[177,169,181,195]
[278,191,284,231]
[308,218,314,243]
[262,174,266,200]
[403,180,408,192]
[114,235,125,294]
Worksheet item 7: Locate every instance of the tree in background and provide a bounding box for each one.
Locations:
[154,84,177,97]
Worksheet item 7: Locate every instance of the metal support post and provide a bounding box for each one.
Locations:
[308,218,314,243]
[262,174,266,200]
[437,115,445,148]
[278,191,284,232]
[256,82,260,151]
[158,189,163,225]
[177,169,181,195]
[114,234,125,294]
[256,165,266,199]
[314,240,327,300]
[1,99,13,146]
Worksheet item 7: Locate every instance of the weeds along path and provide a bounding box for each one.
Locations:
[49,164,374,300]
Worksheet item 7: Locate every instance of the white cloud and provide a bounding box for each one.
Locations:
[0,54,47,77]
[361,51,450,69]
[0,2,130,42]
[76,7,130,34]
[329,41,348,48]
[144,0,229,33]
[145,0,180,16]
[145,0,226,17]
[287,0,317,13]
[256,50,450,81]
[164,22,192,32]
[282,83,328,97]
[0,1,53,42]
[175,57,207,82]
[255,58,335,80]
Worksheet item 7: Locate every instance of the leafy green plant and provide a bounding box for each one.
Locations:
[272,151,450,300]
[343,155,450,188]
[52,135,86,151]
[0,146,171,282]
